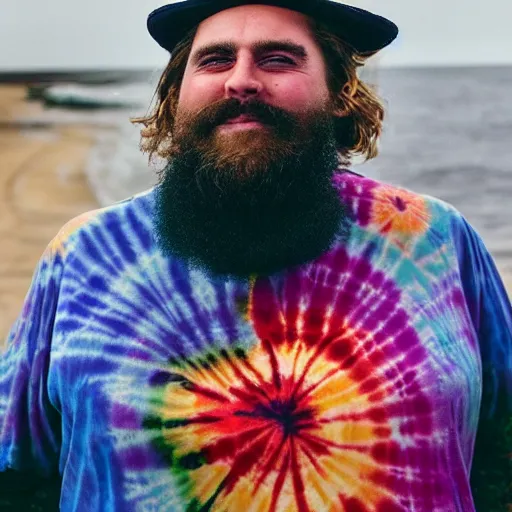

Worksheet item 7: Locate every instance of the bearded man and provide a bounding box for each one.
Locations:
[1,1,511,511]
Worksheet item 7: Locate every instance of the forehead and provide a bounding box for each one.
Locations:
[192,4,318,50]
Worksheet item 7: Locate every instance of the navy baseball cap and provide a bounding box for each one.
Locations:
[147,0,399,55]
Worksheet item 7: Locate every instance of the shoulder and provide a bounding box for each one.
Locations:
[334,169,468,242]
[45,188,156,261]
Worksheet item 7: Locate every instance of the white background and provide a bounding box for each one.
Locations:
[1,0,510,71]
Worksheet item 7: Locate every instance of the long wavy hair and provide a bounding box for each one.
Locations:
[132,15,386,165]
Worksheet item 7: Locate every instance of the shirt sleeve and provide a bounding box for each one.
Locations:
[0,243,63,485]
[453,214,512,511]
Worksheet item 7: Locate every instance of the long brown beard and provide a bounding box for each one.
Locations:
[153,98,349,279]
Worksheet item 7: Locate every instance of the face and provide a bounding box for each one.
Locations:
[171,4,333,173]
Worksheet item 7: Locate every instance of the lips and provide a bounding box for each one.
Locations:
[224,114,261,124]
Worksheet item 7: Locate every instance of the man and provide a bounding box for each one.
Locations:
[1,1,510,510]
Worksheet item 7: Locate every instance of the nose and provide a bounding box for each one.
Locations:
[224,58,263,101]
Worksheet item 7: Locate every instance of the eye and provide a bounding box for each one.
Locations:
[265,56,295,65]
[199,57,231,67]
[263,56,295,65]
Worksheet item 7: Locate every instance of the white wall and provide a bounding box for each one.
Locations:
[1,0,511,71]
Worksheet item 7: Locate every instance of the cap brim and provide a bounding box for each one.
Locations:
[148,0,398,55]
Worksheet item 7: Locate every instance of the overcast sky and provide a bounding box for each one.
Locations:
[355,0,512,67]
[1,0,511,70]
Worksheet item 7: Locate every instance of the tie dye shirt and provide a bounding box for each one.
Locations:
[1,170,511,512]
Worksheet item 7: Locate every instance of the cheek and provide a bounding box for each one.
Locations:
[179,75,224,110]
[271,78,328,110]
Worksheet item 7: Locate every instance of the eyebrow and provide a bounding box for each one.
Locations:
[190,39,309,66]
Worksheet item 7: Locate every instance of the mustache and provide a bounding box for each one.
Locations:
[188,98,298,137]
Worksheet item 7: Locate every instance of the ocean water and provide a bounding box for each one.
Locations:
[355,66,512,276]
